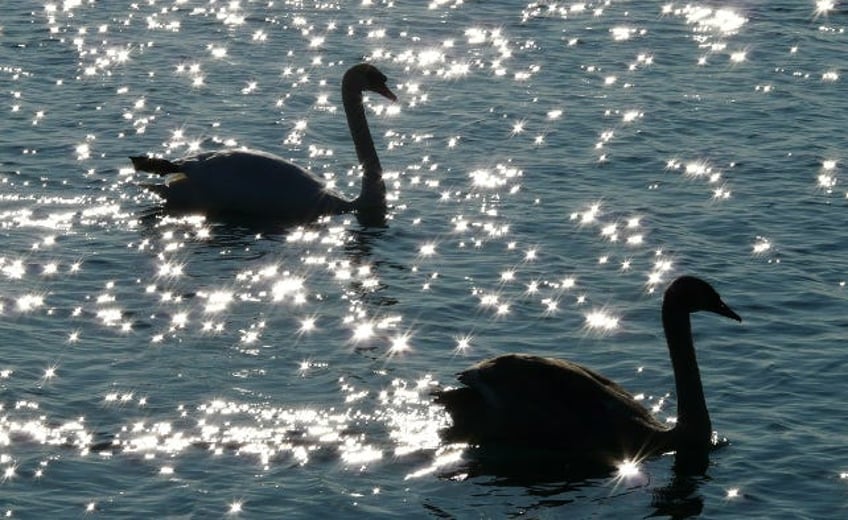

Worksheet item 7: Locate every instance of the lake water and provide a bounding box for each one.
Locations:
[1,1,847,517]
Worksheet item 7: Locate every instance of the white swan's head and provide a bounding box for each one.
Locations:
[343,63,397,102]
[665,276,742,322]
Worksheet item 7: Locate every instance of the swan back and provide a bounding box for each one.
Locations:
[162,150,352,218]
[436,354,667,455]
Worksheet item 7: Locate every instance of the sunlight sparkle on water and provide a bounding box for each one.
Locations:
[419,242,437,257]
[171,312,189,329]
[616,459,641,478]
[299,317,317,333]
[389,332,413,355]
[455,335,472,353]
[228,500,243,514]
[16,294,45,312]
[157,261,184,278]
[753,237,772,254]
[352,322,375,342]
[340,441,383,466]
[405,446,464,480]
[585,310,619,331]
[43,365,58,381]
[570,202,602,225]
[815,1,836,18]
[679,6,746,35]
[203,291,234,313]
[650,254,674,277]
[469,164,522,189]
[819,172,837,192]
[2,259,26,280]
[271,275,306,302]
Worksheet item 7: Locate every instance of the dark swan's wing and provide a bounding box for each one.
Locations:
[444,354,662,450]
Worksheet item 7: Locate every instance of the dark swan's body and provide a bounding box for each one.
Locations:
[129,63,396,221]
[434,276,741,463]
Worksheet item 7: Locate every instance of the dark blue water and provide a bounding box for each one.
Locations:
[1,1,847,517]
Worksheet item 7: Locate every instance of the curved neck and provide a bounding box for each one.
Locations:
[342,81,386,211]
[663,304,711,449]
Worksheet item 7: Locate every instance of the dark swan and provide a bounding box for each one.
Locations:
[433,276,741,463]
[129,63,396,221]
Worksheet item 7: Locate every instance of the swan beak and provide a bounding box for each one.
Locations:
[374,84,398,102]
[717,301,742,322]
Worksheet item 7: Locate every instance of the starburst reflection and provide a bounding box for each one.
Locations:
[752,236,772,254]
[585,310,620,331]
[299,317,317,333]
[352,322,375,343]
[419,242,437,257]
[815,1,836,18]
[454,335,472,353]
[616,458,641,478]
[389,332,413,355]
[2,466,16,482]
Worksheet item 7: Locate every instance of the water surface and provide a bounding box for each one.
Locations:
[1,1,847,517]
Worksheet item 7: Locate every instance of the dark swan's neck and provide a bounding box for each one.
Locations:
[662,304,712,450]
[342,80,386,211]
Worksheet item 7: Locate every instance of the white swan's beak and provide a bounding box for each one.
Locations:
[373,84,398,102]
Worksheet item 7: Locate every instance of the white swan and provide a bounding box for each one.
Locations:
[434,276,741,463]
[130,63,396,221]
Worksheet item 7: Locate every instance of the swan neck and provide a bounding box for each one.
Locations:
[662,303,711,448]
[342,82,386,210]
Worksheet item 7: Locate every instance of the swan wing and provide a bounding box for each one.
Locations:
[447,354,661,450]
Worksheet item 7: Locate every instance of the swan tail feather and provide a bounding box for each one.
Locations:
[130,156,181,175]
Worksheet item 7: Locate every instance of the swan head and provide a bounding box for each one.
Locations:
[664,276,741,322]
[343,63,397,102]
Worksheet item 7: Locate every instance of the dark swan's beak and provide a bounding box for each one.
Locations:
[373,84,398,102]
[716,300,742,322]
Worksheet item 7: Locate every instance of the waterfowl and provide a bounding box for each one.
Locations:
[434,276,741,463]
[129,63,396,221]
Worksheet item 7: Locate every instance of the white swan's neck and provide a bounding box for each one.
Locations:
[342,80,386,211]
[663,305,712,448]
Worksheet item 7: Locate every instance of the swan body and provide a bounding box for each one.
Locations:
[130,63,396,221]
[434,276,741,462]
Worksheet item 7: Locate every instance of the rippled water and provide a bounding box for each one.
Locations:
[1,1,847,517]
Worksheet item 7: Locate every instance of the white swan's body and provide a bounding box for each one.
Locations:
[434,276,741,462]
[130,63,396,221]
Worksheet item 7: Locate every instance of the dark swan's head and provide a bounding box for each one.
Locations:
[343,63,398,102]
[665,276,742,322]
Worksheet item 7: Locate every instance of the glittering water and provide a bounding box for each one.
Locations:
[1,1,847,517]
